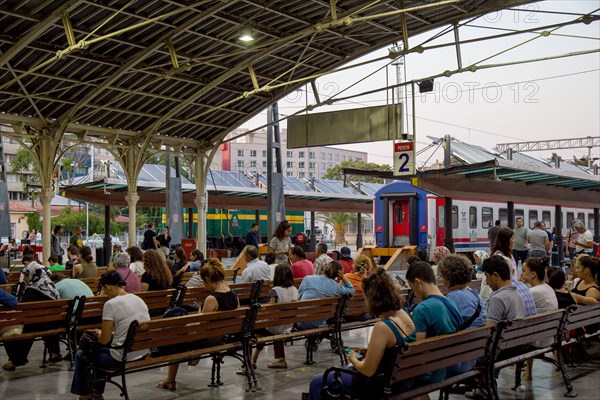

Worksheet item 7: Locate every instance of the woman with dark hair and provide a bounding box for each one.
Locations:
[157,226,171,257]
[72,245,97,279]
[171,247,190,287]
[141,249,172,291]
[126,246,145,277]
[289,246,314,278]
[491,227,519,279]
[269,220,293,255]
[521,256,559,380]
[570,255,600,302]
[189,249,205,272]
[547,266,576,309]
[244,264,299,371]
[157,259,239,391]
[308,268,415,400]
[70,271,150,400]
[522,257,558,313]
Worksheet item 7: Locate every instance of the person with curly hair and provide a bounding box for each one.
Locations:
[126,246,145,277]
[140,249,172,291]
[344,254,373,293]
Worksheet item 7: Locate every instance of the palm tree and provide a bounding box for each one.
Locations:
[317,212,355,245]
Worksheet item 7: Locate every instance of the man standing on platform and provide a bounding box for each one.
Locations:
[573,221,594,255]
[70,226,83,248]
[143,222,159,251]
[51,225,65,265]
[488,220,501,248]
[246,223,259,248]
[512,217,529,268]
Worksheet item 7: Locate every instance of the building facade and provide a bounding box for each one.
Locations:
[218,128,368,179]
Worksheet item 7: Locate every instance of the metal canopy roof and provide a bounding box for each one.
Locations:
[1,0,535,147]
[63,166,377,212]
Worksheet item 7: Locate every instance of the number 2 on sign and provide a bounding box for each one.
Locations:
[397,154,410,172]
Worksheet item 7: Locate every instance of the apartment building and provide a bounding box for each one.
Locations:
[218,128,368,179]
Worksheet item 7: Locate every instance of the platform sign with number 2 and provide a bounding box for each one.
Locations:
[393,141,415,176]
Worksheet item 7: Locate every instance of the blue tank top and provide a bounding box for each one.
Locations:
[382,317,406,344]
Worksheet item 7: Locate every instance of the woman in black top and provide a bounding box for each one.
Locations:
[157,259,238,390]
[171,247,190,288]
[547,267,576,309]
[570,255,600,304]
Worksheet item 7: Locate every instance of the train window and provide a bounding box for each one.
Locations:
[542,211,551,228]
[469,207,477,229]
[577,213,585,225]
[589,214,595,231]
[438,206,445,228]
[499,208,508,227]
[482,207,493,228]
[566,212,574,228]
[395,204,404,224]
[515,209,524,222]
[529,210,538,228]
[452,206,458,229]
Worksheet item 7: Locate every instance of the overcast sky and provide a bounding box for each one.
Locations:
[240,0,600,169]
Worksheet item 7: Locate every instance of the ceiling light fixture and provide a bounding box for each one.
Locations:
[239,26,254,42]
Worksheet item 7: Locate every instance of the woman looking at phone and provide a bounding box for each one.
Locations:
[308,268,415,399]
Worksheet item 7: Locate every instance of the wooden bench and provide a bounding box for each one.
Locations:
[490,309,575,399]
[563,303,600,366]
[321,325,493,400]
[176,281,261,309]
[80,277,101,294]
[0,296,85,369]
[249,296,348,370]
[77,289,178,332]
[0,282,24,297]
[87,306,258,399]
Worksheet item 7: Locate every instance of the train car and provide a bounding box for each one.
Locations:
[162,208,304,253]
[374,181,596,257]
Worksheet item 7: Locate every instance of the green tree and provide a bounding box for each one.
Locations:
[10,148,40,193]
[317,212,356,245]
[322,159,391,183]
[26,211,42,233]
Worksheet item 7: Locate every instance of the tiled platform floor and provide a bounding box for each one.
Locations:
[1,328,598,399]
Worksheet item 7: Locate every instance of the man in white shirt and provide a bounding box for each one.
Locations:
[573,222,593,255]
[240,245,271,282]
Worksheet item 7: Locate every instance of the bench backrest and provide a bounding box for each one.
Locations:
[179,281,258,308]
[495,309,566,353]
[0,297,74,330]
[253,296,343,331]
[344,293,369,318]
[257,278,303,299]
[395,326,492,380]
[80,277,101,294]
[132,307,251,353]
[565,303,600,331]
[96,267,108,277]
[7,271,20,284]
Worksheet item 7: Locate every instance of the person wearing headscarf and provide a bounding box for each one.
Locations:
[473,250,491,302]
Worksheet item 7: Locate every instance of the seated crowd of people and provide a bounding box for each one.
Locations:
[1,222,599,400]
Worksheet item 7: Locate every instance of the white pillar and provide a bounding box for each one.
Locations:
[39,189,54,266]
[125,193,139,248]
[194,194,207,254]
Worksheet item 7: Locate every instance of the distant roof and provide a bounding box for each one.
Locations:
[63,166,381,213]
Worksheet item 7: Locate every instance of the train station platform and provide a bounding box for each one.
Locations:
[1,327,598,399]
